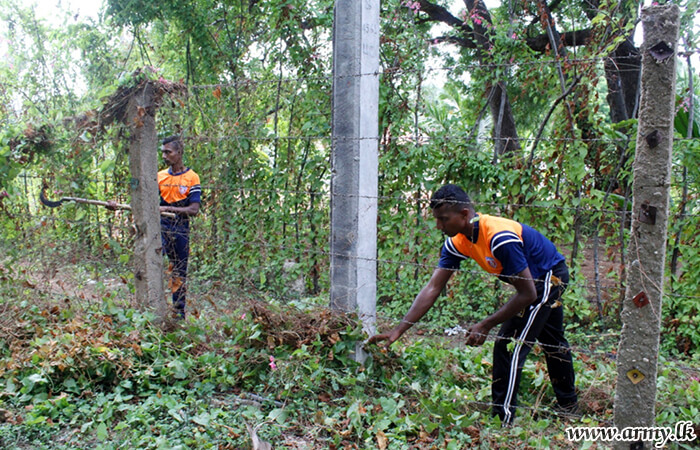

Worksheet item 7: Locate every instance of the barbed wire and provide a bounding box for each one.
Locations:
[19,170,700,199]
[187,50,700,91]
[4,208,700,301]
[206,269,700,378]
[181,134,700,144]
[0,242,590,359]
[21,178,700,219]
[223,238,699,301]
[6,211,137,230]
[4,230,698,392]
[219,232,690,305]
[189,188,698,219]
[15,178,596,206]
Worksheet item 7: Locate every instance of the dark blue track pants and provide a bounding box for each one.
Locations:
[491,261,577,425]
[162,227,189,317]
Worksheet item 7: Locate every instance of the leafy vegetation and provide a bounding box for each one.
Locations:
[1,273,698,449]
[1,0,699,447]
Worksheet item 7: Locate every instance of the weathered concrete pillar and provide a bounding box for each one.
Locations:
[330,0,380,355]
[613,5,679,449]
[126,82,167,321]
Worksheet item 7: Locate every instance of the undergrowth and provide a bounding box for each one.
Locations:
[1,285,699,449]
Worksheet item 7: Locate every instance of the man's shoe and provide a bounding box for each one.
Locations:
[554,401,581,418]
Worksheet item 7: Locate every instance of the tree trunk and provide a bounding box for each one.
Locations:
[613,7,679,446]
[126,82,168,323]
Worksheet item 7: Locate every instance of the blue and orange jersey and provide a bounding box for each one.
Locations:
[158,167,201,228]
[438,214,564,281]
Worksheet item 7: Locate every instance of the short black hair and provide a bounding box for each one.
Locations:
[429,184,474,211]
[162,135,184,153]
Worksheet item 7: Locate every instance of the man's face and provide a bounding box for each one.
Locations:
[161,143,182,167]
[432,205,470,237]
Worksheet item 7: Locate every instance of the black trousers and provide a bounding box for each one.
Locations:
[491,261,577,425]
[162,226,189,317]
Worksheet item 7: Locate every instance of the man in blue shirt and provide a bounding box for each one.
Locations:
[369,184,578,425]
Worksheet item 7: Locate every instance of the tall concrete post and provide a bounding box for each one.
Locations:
[126,82,167,321]
[613,5,679,449]
[330,0,380,357]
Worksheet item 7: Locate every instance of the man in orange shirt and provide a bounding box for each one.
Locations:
[369,184,577,425]
[157,135,201,319]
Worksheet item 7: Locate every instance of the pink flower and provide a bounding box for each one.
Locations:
[511,32,517,39]
[402,0,421,13]
[269,356,277,370]
[240,313,246,320]
[681,96,690,113]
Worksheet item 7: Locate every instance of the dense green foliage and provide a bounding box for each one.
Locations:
[1,0,699,446]
[1,275,698,448]
[1,0,698,349]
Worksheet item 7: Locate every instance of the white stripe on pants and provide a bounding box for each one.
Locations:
[502,270,552,424]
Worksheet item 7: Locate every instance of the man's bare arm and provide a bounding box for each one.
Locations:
[367,268,454,348]
[160,202,200,216]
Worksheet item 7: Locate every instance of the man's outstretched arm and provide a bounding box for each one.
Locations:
[160,202,200,216]
[367,268,454,349]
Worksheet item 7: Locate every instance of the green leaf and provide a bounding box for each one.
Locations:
[268,408,288,424]
[169,409,185,423]
[80,421,94,433]
[25,415,47,425]
[5,378,17,393]
[167,360,189,379]
[99,159,115,173]
[191,412,211,426]
[674,97,700,138]
[96,422,108,441]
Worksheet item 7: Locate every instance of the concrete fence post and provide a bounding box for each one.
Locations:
[330,0,380,362]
